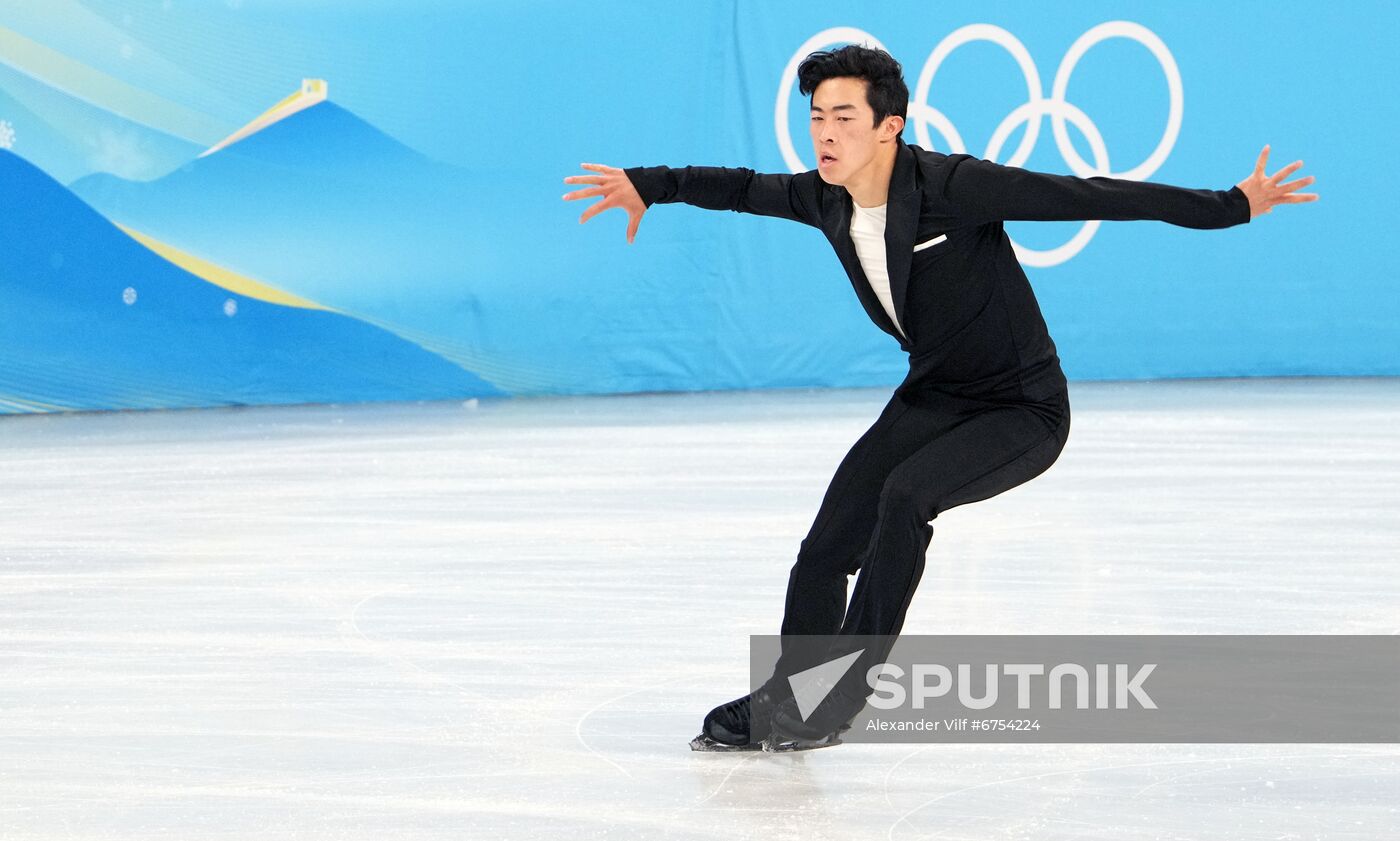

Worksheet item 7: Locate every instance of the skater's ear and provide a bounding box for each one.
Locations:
[879,114,904,142]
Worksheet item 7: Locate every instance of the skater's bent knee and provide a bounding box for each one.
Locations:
[789,552,857,585]
[878,475,935,522]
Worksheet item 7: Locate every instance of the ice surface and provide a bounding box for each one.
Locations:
[1,378,1396,840]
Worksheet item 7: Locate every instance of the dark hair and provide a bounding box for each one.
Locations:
[797,44,908,129]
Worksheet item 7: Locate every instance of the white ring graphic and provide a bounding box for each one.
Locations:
[775,21,1184,267]
[1052,22,1182,182]
[913,23,1045,167]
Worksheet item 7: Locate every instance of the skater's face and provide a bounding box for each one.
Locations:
[809,76,903,187]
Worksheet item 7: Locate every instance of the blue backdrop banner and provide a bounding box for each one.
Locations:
[0,1,1393,413]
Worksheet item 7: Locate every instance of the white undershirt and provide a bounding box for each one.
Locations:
[848,201,907,341]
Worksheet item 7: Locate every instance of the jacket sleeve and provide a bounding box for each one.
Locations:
[622,165,824,228]
[938,153,1252,230]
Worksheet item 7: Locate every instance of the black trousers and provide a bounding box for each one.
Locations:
[769,385,1071,688]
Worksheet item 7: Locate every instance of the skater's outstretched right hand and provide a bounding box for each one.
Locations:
[563,163,647,244]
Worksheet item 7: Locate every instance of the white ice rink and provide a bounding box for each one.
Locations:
[1,378,1397,840]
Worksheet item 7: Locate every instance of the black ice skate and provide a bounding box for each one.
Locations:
[689,679,790,752]
[759,686,863,753]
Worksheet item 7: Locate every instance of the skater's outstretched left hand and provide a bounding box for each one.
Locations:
[1235,145,1319,220]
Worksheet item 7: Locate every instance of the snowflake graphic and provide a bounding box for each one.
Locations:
[0,120,14,150]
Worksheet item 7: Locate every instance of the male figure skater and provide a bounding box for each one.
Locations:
[563,45,1317,751]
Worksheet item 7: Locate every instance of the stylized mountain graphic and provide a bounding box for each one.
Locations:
[199,78,329,159]
[204,95,457,177]
[71,97,459,201]
[62,90,557,396]
[67,98,475,306]
[0,149,503,414]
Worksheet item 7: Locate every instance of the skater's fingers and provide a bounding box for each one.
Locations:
[564,175,605,185]
[580,162,621,173]
[578,198,613,224]
[562,187,605,201]
[1277,175,1315,193]
[1254,144,1270,176]
[626,211,641,244]
[1269,160,1304,184]
[1278,192,1319,203]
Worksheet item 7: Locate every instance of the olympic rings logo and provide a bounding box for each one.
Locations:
[775,22,1183,267]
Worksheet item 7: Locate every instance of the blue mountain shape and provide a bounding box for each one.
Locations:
[206,100,452,175]
[66,100,480,309]
[70,100,461,197]
[0,148,503,413]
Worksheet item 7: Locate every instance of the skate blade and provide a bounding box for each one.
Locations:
[759,731,845,753]
[689,733,762,752]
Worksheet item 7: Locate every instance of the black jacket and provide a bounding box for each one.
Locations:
[624,137,1251,406]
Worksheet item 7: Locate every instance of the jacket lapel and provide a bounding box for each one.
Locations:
[824,193,907,346]
[884,138,920,336]
[820,137,920,348]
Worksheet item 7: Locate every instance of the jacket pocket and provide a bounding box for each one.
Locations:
[913,233,948,252]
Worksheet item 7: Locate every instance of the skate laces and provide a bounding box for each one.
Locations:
[728,696,751,729]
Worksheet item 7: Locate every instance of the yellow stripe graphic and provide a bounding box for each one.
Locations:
[115,223,333,311]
